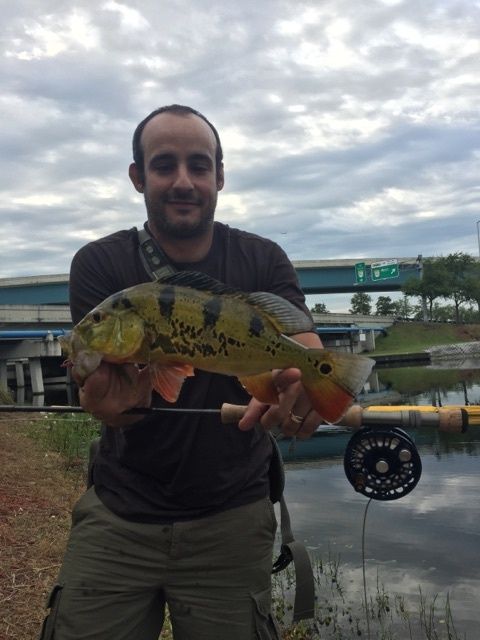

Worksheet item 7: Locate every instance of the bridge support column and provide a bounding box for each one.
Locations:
[363,329,376,351]
[15,361,25,387]
[0,360,7,388]
[29,357,44,395]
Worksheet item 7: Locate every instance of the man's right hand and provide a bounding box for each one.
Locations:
[73,361,153,427]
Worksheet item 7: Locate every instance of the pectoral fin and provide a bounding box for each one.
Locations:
[238,372,279,405]
[150,362,195,403]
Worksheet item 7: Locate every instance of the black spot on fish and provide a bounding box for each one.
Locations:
[320,362,332,375]
[151,334,176,354]
[121,297,134,309]
[200,343,216,358]
[158,286,175,320]
[248,315,264,338]
[203,297,222,329]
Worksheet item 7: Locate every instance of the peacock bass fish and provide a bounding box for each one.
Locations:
[60,271,375,423]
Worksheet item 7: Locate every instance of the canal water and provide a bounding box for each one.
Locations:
[279,360,480,638]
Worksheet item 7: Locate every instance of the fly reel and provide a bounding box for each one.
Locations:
[343,427,422,501]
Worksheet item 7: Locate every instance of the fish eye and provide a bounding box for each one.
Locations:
[320,362,332,375]
[91,311,103,323]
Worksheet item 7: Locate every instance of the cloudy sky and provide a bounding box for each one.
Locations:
[1,0,479,310]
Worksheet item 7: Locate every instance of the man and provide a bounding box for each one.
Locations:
[40,105,323,640]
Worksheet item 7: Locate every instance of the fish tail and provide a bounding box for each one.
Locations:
[300,349,374,423]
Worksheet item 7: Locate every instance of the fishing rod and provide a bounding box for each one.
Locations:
[0,402,247,424]
[0,402,468,432]
[1,401,467,501]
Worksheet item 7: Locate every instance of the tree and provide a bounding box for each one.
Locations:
[310,302,329,314]
[375,296,396,316]
[442,252,475,323]
[460,261,480,314]
[393,294,414,320]
[349,292,372,315]
[402,257,449,321]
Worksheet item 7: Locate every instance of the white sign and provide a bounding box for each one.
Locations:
[371,259,398,269]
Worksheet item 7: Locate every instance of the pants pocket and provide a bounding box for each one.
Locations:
[251,587,281,640]
[38,583,63,639]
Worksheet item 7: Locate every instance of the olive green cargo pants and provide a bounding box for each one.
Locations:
[39,488,280,640]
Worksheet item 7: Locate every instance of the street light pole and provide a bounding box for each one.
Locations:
[477,220,480,258]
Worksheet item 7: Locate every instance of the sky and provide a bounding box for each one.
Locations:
[1,0,479,312]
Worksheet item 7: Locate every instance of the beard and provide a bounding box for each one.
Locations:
[145,193,217,239]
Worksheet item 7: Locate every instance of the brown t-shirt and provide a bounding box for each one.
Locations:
[69,221,313,523]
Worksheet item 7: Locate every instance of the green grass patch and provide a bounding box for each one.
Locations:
[373,321,480,355]
[27,412,101,471]
[0,384,13,403]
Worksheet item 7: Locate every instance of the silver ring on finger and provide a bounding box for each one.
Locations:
[289,411,304,425]
[294,408,314,434]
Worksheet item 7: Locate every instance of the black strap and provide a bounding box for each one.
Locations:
[137,227,177,280]
[270,435,315,621]
[136,226,315,621]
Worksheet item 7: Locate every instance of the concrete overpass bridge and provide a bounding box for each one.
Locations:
[0,257,422,308]
[0,259,417,397]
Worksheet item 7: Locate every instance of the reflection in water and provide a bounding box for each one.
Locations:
[280,429,480,637]
[372,362,480,407]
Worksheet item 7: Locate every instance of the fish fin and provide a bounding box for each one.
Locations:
[150,362,195,403]
[301,350,375,423]
[156,270,313,335]
[238,372,279,405]
[245,292,314,334]
[156,270,239,296]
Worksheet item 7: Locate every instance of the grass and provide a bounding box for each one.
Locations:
[272,557,466,640]
[27,411,100,472]
[0,384,13,404]
[372,322,480,355]
[0,413,85,639]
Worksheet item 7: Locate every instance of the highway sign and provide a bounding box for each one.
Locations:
[371,259,399,281]
[354,262,366,284]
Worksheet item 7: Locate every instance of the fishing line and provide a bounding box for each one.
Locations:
[361,497,373,640]
[344,426,423,639]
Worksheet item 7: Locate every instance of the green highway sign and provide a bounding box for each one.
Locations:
[354,262,366,284]
[371,259,399,281]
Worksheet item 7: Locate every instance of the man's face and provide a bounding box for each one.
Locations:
[130,112,224,240]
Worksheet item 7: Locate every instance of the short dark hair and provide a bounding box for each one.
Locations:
[132,104,224,180]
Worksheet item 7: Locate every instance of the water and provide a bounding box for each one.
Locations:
[278,361,480,637]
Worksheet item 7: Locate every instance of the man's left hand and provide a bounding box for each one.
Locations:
[238,367,322,440]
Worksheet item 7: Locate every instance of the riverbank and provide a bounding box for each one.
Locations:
[371,321,480,356]
[0,414,84,639]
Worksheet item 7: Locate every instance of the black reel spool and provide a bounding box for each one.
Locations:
[344,427,422,501]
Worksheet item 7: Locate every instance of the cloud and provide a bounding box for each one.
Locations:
[0,0,479,315]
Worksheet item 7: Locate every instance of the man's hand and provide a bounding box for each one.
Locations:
[237,330,324,440]
[73,362,153,427]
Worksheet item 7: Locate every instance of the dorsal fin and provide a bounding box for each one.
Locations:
[245,292,314,334]
[157,271,239,296]
[158,270,314,335]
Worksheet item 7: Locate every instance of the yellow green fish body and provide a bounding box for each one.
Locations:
[62,272,374,423]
